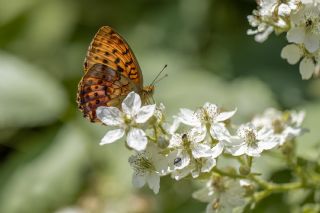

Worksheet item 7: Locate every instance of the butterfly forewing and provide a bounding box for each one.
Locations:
[84,26,143,88]
[77,26,144,123]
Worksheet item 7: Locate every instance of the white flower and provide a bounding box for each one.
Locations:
[281,43,320,79]
[128,143,174,194]
[258,0,298,17]
[281,43,304,64]
[169,127,213,169]
[178,103,236,145]
[169,126,218,180]
[252,108,306,145]
[170,156,217,180]
[299,55,320,79]
[209,123,239,158]
[247,0,298,42]
[228,123,279,157]
[192,176,245,213]
[247,24,274,43]
[178,103,236,128]
[96,91,156,151]
[171,160,196,180]
[287,4,320,53]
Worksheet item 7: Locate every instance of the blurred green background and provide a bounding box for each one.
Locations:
[1,0,320,212]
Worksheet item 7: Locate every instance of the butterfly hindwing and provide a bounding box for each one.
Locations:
[77,63,139,122]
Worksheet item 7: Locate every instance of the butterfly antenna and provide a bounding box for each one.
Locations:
[151,64,167,86]
[154,73,168,84]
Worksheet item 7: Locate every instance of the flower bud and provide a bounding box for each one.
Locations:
[239,165,251,176]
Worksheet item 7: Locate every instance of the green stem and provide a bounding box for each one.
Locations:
[248,174,269,189]
[252,181,303,204]
[212,168,245,179]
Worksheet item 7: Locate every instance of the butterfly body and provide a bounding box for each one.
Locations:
[77,26,152,122]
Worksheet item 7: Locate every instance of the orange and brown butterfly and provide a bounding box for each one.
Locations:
[76,26,154,122]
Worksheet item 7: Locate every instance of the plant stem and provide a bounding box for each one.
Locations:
[252,181,303,203]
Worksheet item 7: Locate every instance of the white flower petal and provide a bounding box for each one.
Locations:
[278,3,291,16]
[188,125,207,143]
[174,150,190,170]
[215,108,237,122]
[203,102,218,117]
[246,145,262,157]
[228,136,243,146]
[258,138,279,150]
[171,165,193,180]
[146,173,160,194]
[192,187,212,202]
[211,143,224,158]
[287,27,305,44]
[192,143,213,158]
[163,116,180,134]
[100,128,125,145]
[191,169,200,179]
[156,152,176,175]
[257,127,272,139]
[228,144,246,156]
[299,57,315,80]
[122,91,141,116]
[210,123,231,142]
[284,126,303,138]
[201,157,216,173]
[132,174,146,188]
[254,26,273,43]
[127,128,148,151]
[280,44,302,65]
[96,106,123,126]
[169,134,183,148]
[179,108,201,126]
[304,33,320,53]
[135,104,156,123]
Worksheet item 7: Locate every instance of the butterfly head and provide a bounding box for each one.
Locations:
[142,85,155,103]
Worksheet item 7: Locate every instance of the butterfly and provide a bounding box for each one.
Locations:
[77,26,154,122]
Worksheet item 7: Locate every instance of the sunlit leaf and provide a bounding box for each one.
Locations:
[0,123,89,213]
[0,52,67,128]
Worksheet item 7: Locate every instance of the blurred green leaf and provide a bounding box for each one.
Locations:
[0,0,39,26]
[140,50,277,121]
[12,0,79,53]
[0,51,67,128]
[296,102,320,161]
[0,123,89,213]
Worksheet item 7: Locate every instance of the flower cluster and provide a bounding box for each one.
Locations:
[96,92,306,212]
[248,0,320,79]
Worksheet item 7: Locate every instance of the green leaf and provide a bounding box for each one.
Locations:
[0,51,67,128]
[0,0,39,26]
[140,50,277,121]
[296,102,320,161]
[0,123,89,213]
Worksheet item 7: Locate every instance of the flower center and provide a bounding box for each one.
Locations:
[132,155,155,174]
[306,18,313,28]
[272,119,284,134]
[239,128,257,146]
[211,199,221,210]
[302,7,320,34]
[124,114,132,123]
[211,176,227,193]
